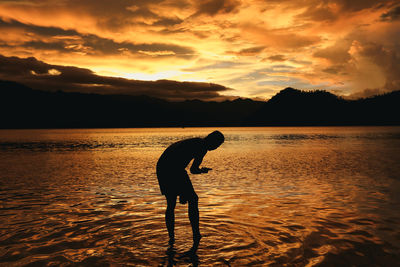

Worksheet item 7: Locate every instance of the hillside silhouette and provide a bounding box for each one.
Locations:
[246,87,400,126]
[1,81,399,128]
[0,80,263,128]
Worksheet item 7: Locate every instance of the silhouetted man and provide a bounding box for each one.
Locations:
[156,130,225,251]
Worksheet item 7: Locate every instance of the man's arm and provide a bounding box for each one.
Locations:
[190,152,210,174]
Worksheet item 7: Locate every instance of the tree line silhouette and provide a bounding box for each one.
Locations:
[1,80,399,128]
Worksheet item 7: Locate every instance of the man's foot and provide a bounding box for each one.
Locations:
[191,233,202,252]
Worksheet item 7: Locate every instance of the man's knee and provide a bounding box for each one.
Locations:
[166,195,176,209]
[188,193,198,203]
[166,204,175,216]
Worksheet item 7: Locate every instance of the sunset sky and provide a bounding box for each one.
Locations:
[0,0,399,100]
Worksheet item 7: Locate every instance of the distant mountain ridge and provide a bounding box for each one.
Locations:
[0,80,264,128]
[1,80,399,128]
[246,87,400,126]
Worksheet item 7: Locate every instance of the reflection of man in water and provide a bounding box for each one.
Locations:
[156,131,224,250]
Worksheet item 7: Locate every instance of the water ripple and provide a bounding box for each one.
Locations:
[1,127,400,265]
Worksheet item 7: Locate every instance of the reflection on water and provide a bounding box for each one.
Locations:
[0,127,400,266]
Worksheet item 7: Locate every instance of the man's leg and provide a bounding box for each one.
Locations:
[188,192,201,250]
[188,193,200,237]
[165,194,177,244]
[180,171,202,251]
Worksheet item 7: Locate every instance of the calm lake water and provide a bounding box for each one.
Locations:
[1,127,400,266]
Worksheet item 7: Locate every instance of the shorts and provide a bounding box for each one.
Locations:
[156,166,196,200]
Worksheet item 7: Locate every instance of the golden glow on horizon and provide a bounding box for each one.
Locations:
[118,70,186,81]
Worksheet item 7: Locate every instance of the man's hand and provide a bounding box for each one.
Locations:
[201,167,212,173]
[190,167,212,174]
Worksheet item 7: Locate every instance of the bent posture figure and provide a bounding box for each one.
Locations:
[156,131,224,250]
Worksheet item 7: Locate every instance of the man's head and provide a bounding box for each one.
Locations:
[204,130,224,151]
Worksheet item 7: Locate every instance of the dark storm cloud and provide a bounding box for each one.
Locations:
[288,0,393,22]
[322,65,346,75]
[152,17,183,26]
[0,54,230,101]
[23,41,69,52]
[232,46,266,56]
[265,0,392,11]
[0,18,194,57]
[56,0,189,30]
[0,18,78,36]
[380,5,400,21]
[80,34,194,57]
[0,0,187,29]
[266,55,287,62]
[0,54,52,76]
[337,0,394,12]
[193,0,241,16]
[63,0,161,30]
[298,4,338,22]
